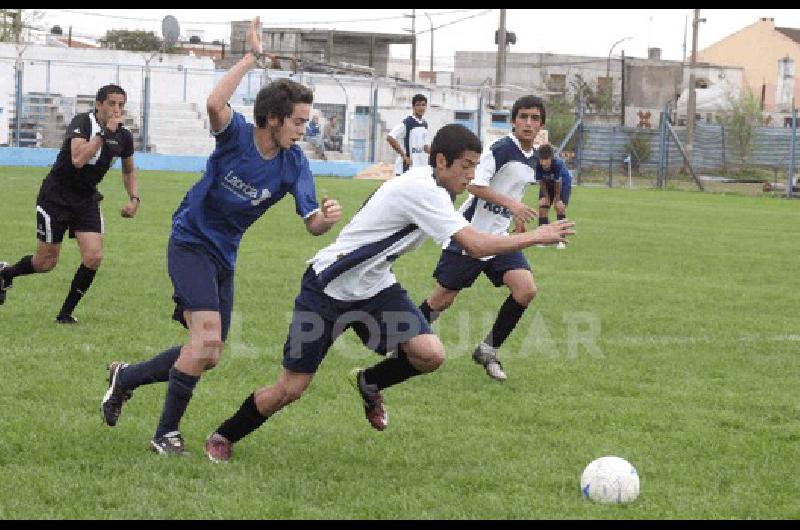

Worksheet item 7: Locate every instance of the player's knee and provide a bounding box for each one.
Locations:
[408,342,446,372]
[514,285,537,306]
[280,382,307,405]
[83,253,103,270]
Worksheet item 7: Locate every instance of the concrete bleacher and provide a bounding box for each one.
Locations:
[146,102,214,156]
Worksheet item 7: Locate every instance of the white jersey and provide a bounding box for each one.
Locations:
[443,134,538,261]
[389,115,430,176]
[310,166,469,301]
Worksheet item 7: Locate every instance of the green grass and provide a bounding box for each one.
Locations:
[1,166,799,519]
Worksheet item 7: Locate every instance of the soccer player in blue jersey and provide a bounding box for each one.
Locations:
[387,94,430,176]
[536,142,573,250]
[100,17,343,455]
[201,124,574,463]
[418,95,547,382]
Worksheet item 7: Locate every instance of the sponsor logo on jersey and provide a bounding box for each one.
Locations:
[482,200,511,218]
[222,171,272,206]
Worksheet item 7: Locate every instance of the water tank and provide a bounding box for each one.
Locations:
[648,47,661,60]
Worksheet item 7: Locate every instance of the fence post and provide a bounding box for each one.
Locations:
[788,108,797,199]
[46,60,50,95]
[720,124,726,174]
[14,58,23,148]
[142,64,151,152]
[183,67,188,103]
[575,99,584,185]
[608,126,614,187]
[369,81,379,163]
[657,106,667,188]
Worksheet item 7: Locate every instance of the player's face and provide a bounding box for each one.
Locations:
[413,100,427,118]
[436,150,480,194]
[513,106,542,144]
[96,93,126,126]
[274,103,311,149]
[540,157,552,170]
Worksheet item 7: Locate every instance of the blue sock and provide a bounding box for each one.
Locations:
[154,367,200,439]
[118,346,182,391]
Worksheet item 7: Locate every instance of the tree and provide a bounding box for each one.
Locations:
[0,9,43,43]
[102,29,164,52]
[720,89,765,164]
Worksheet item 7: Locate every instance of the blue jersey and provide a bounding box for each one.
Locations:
[171,111,320,270]
[536,157,571,185]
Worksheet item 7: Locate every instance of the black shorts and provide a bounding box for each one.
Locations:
[35,180,103,244]
[433,249,531,291]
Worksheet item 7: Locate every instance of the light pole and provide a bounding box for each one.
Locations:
[606,36,631,79]
[425,12,433,76]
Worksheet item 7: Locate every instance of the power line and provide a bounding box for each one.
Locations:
[415,9,493,35]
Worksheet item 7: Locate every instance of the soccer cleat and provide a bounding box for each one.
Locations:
[472,343,507,382]
[0,262,10,305]
[349,368,388,431]
[556,242,567,250]
[55,314,79,324]
[534,244,549,248]
[204,432,233,463]
[150,431,187,455]
[101,362,133,427]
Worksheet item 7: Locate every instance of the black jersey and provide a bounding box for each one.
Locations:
[44,111,135,197]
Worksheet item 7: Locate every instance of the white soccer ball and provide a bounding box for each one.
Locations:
[580,456,640,504]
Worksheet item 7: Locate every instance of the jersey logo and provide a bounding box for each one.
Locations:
[222,171,272,206]
[73,128,81,133]
[482,200,511,218]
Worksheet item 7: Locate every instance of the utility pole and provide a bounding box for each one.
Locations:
[686,9,704,169]
[495,8,507,109]
[411,9,417,83]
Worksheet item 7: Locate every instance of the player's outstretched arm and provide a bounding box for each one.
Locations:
[207,16,272,132]
[452,219,575,258]
[468,183,537,223]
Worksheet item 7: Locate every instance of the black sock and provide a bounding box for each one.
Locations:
[419,299,441,324]
[216,393,269,444]
[363,349,422,391]
[3,255,35,283]
[484,295,528,349]
[154,367,200,439]
[539,216,550,226]
[557,213,566,221]
[118,345,182,391]
[58,264,96,317]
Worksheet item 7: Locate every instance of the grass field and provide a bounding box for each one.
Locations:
[0,166,798,519]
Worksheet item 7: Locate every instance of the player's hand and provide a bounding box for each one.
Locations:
[321,198,342,224]
[555,200,565,211]
[402,155,412,168]
[105,115,123,134]
[509,201,536,223]
[531,218,574,245]
[248,17,263,55]
[512,216,527,233]
[120,199,138,218]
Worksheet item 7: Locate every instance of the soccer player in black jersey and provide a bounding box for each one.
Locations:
[0,84,139,323]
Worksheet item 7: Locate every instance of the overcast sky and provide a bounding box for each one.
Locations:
[36,9,800,69]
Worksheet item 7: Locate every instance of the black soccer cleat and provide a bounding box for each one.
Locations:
[55,314,79,324]
[349,368,388,431]
[150,431,187,455]
[0,262,10,306]
[101,361,133,427]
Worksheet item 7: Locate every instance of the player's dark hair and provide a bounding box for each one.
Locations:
[254,79,314,128]
[429,124,482,168]
[538,143,554,160]
[412,93,427,105]
[512,95,546,125]
[96,84,126,104]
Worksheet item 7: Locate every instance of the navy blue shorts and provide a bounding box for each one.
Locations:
[167,238,234,342]
[433,249,530,291]
[283,267,432,374]
[539,177,572,205]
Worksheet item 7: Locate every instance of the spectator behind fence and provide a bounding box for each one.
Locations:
[324,114,343,152]
[305,114,324,157]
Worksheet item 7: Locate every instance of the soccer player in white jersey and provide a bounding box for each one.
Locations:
[418,95,547,382]
[387,94,431,176]
[202,124,574,463]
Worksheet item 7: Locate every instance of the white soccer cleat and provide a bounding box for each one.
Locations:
[556,242,567,250]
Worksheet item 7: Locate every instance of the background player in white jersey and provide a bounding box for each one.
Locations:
[386,94,430,176]
[418,95,547,382]
[100,17,342,455]
[202,124,574,463]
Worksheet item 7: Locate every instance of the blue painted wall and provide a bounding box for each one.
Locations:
[0,147,370,178]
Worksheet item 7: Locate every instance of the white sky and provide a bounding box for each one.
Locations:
[36,9,800,69]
